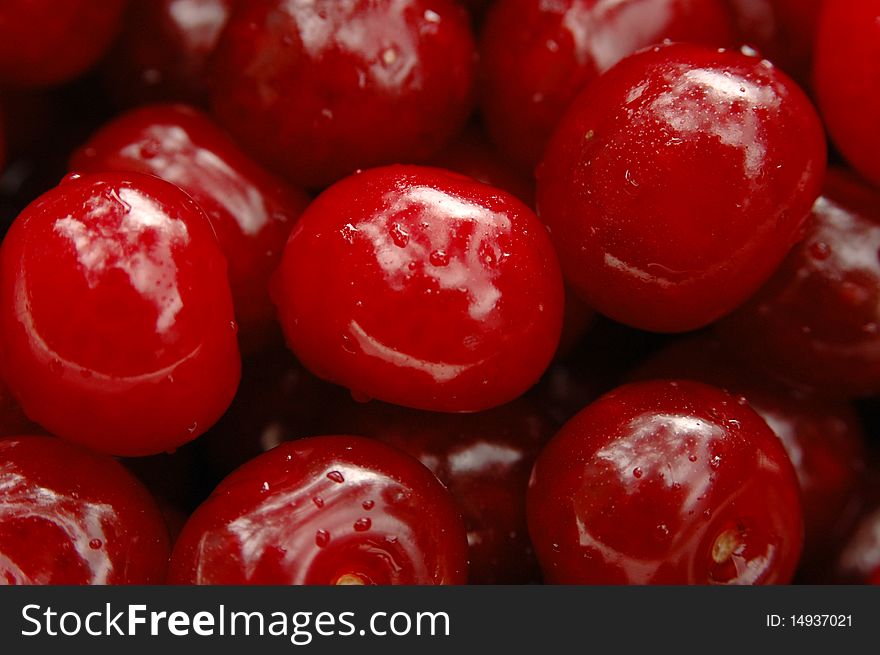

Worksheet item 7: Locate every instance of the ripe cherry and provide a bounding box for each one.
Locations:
[103,0,234,106]
[528,380,803,584]
[70,104,311,351]
[169,436,468,584]
[330,398,555,584]
[632,335,866,571]
[0,0,126,87]
[813,0,880,188]
[718,169,880,397]
[274,165,564,412]
[480,0,736,167]
[0,172,241,456]
[209,0,477,189]
[537,43,826,332]
[0,436,170,584]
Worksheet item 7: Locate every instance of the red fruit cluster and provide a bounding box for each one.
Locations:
[0,0,878,587]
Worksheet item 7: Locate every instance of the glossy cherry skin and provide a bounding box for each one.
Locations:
[528,380,803,584]
[209,0,477,189]
[330,398,554,584]
[103,0,234,106]
[428,127,595,355]
[70,104,311,351]
[169,436,469,584]
[718,170,880,397]
[632,335,867,571]
[725,0,823,85]
[0,172,241,456]
[0,0,126,87]
[274,165,564,412]
[537,43,826,332]
[480,0,735,168]
[814,0,880,188]
[0,436,170,584]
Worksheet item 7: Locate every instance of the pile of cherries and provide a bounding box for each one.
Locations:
[1,0,879,586]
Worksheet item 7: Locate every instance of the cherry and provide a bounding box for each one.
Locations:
[274,165,564,412]
[169,436,469,584]
[631,335,867,572]
[0,0,127,87]
[537,43,826,332]
[0,171,241,456]
[528,380,803,584]
[209,0,477,189]
[813,0,880,188]
[480,0,736,168]
[725,0,823,86]
[0,436,170,584]
[428,127,595,356]
[70,104,311,351]
[103,0,234,106]
[330,398,555,584]
[718,169,880,397]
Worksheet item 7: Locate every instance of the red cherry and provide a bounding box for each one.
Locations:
[480,0,736,167]
[0,0,126,87]
[0,436,170,584]
[169,436,469,584]
[70,104,311,351]
[718,170,880,397]
[725,0,823,85]
[537,43,826,332]
[209,0,477,189]
[103,0,234,106]
[0,172,241,456]
[426,127,602,355]
[274,165,564,412]
[813,0,880,188]
[330,398,555,584]
[632,335,867,571]
[528,380,804,584]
